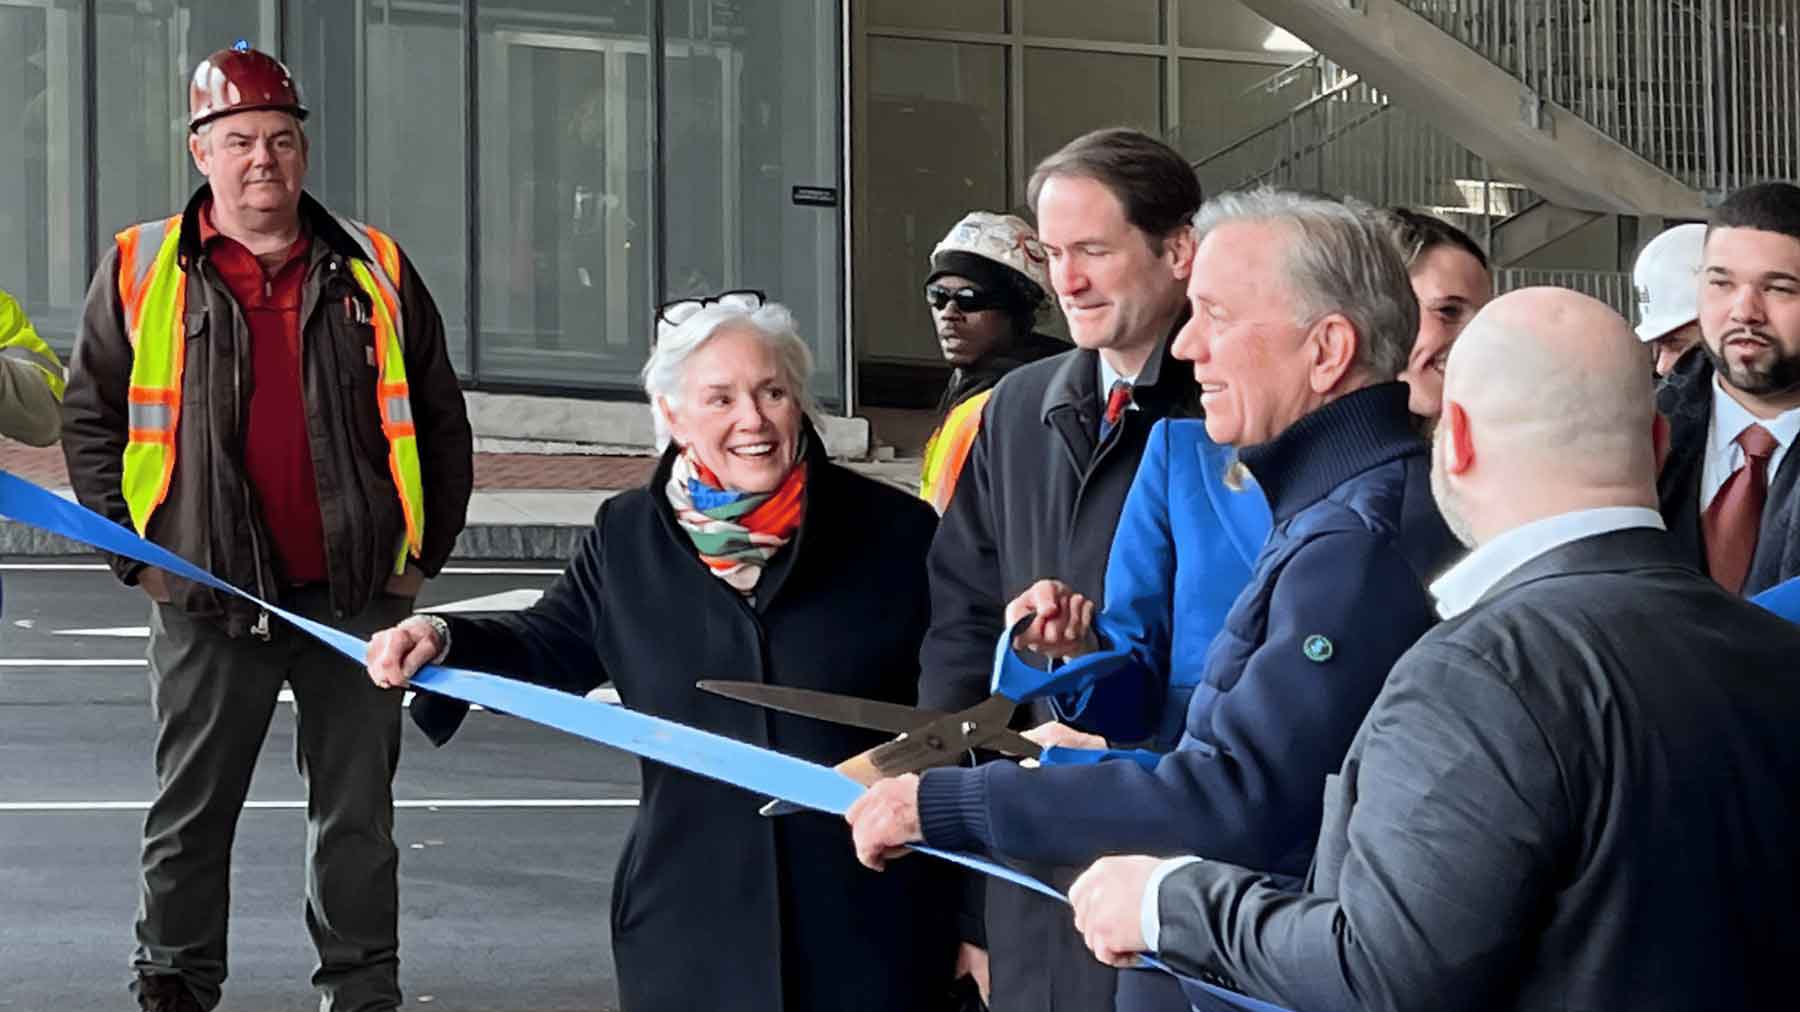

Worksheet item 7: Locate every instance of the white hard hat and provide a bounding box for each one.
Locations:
[929,212,1051,299]
[1632,223,1706,343]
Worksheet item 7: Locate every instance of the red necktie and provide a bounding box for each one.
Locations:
[1703,423,1779,594]
[1100,381,1132,439]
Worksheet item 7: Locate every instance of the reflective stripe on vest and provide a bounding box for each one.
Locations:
[117,215,186,535]
[918,389,991,515]
[116,214,426,572]
[331,213,426,573]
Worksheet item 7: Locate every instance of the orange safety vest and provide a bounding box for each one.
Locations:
[115,213,426,572]
[918,390,991,515]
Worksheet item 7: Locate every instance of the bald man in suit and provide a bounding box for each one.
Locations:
[1067,288,1800,1012]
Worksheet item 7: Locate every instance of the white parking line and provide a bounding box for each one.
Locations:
[0,667,621,706]
[0,563,562,575]
[0,798,638,812]
[270,687,620,706]
[0,658,146,666]
[441,567,563,576]
[0,563,110,571]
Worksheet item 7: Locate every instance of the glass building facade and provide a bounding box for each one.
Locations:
[12,0,1606,416]
[2,0,844,405]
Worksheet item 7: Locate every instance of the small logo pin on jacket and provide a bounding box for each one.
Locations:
[1303,634,1334,663]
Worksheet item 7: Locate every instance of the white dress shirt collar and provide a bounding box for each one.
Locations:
[1098,355,1137,417]
[1702,377,1800,511]
[1429,507,1666,619]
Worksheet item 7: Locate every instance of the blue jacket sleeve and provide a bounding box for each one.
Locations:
[919,528,1437,871]
[1043,420,1175,742]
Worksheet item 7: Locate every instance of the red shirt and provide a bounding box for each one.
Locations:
[199,202,328,585]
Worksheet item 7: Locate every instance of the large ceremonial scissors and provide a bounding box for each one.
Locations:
[698,682,1039,773]
[697,681,1039,815]
[700,614,1060,814]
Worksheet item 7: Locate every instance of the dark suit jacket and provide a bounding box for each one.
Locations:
[1657,352,1800,594]
[919,319,1199,1012]
[1155,528,1800,1012]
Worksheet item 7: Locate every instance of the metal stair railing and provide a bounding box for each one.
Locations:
[1393,0,1799,195]
[1192,57,1535,249]
[1495,267,1637,323]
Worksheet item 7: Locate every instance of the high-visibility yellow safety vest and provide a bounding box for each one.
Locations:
[0,290,67,401]
[114,212,425,573]
[918,389,991,515]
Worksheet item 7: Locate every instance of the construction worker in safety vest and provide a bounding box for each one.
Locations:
[917,212,1065,513]
[0,289,66,447]
[0,287,68,622]
[59,42,472,1012]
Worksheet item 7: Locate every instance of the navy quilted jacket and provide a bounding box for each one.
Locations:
[919,382,1460,881]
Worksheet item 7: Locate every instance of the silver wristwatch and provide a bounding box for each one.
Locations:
[408,613,452,665]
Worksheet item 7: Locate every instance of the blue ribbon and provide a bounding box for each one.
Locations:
[989,612,1111,706]
[1753,575,1800,623]
[985,618,1161,772]
[0,470,1292,1012]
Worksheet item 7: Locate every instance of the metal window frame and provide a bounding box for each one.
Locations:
[81,0,98,282]
[846,0,1301,381]
[464,0,482,380]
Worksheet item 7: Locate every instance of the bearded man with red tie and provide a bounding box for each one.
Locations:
[1657,182,1800,595]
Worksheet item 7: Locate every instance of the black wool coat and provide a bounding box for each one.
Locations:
[412,434,959,1012]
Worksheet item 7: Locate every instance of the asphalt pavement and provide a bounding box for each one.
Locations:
[0,560,639,1011]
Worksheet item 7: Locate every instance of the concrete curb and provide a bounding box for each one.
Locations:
[0,522,91,555]
[452,523,588,561]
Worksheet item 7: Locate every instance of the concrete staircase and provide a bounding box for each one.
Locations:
[1233,0,1709,217]
[1197,0,1800,281]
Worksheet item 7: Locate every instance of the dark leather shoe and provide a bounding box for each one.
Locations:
[135,973,203,1012]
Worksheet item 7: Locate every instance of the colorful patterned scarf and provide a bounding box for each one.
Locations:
[666,438,808,594]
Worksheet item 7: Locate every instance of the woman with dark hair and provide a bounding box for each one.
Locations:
[1383,207,1494,420]
[919,211,1068,513]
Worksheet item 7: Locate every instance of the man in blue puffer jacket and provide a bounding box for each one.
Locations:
[848,188,1462,1011]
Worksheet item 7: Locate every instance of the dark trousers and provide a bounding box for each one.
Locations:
[986,870,1120,1012]
[985,871,1195,1012]
[132,588,412,1012]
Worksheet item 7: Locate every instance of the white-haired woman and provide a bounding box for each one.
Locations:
[365,292,959,1011]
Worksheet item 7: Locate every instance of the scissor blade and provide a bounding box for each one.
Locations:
[982,729,1044,760]
[864,693,1041,776]
[697,680,950,736]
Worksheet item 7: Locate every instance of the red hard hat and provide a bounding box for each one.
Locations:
[188,43,308,132]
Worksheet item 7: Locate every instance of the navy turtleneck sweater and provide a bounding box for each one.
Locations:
[1238,381,1455,580]
[1241,382,1426,521]
[916,378,1460,955]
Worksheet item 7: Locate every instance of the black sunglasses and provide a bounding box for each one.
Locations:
[925,284,1004,313]
[656,288,767,333]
